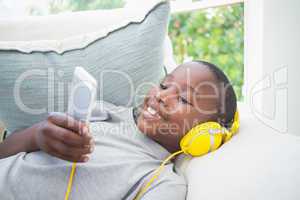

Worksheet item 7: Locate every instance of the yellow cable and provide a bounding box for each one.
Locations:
[134,150,184,200]
[64,162,77,200]
[64,123,89,200]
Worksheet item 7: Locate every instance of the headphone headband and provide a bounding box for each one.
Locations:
[230,110,239,135]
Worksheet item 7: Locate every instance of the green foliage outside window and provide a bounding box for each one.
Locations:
[169,4,244,100]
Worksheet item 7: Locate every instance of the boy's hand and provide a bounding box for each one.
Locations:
[33,112,94,162]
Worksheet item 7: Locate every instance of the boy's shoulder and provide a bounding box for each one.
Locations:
[92,100,133,120]
[137,164,187,200]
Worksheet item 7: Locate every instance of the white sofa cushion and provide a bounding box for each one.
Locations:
[182,102,300,200]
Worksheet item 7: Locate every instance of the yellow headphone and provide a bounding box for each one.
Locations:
[64,111,239,200]
[133,110,239,200]
[180,110,239,156]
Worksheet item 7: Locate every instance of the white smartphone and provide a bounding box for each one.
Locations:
[68,67,97,122]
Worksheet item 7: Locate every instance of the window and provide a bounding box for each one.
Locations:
[49,0,125,14]
[169,0,244,100]
[0,0,126,17]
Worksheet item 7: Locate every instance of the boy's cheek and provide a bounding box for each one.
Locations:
[163,105,184,116]
[167,122,181,136]
[148,86,159,97]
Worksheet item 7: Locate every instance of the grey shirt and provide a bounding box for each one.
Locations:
[0,102,187,200]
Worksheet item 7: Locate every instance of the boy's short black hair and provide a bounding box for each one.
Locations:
[194,60,237,128]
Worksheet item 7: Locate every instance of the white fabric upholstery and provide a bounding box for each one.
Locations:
[0,0,167,54]
[181,102,300,200]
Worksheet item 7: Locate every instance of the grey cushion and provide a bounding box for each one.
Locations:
[0,1,169,133]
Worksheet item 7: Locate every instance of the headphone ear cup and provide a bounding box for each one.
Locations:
[180,128,211,157]
[180,122,223,157]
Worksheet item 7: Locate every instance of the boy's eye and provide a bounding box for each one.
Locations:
[159,83,167,90]
[179,96,192,105]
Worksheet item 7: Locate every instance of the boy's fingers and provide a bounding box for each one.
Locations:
[50,141,93,162]
[47,112,87,134]
[47,124,93,148]
[51,151,88,163]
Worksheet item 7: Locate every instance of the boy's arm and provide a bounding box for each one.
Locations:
[0,113,94,161]
[0,124,39,159]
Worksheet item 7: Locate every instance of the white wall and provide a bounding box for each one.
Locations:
[245,0,300,136]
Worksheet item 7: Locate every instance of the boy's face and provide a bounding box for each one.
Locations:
[137,62,220,152]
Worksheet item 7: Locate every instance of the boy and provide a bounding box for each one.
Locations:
[0,60,237,200]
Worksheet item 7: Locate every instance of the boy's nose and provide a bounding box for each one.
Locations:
[155,86,178,106]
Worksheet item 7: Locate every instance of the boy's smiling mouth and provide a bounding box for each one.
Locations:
[147,106,159,116]
[141,98,167,122]
[143,106,161,121]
